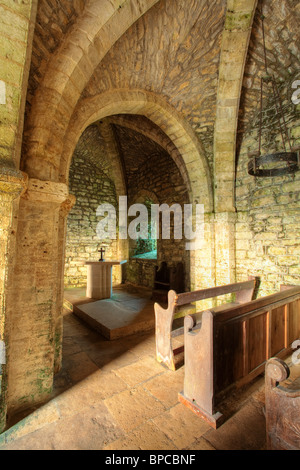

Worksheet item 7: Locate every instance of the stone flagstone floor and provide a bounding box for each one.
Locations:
[0,306,268,450]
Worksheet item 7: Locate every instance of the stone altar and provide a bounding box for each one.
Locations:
[85,260,127,300]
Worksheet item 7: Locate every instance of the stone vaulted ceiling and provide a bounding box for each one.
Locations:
[24,0,226,159]
[21,0,300,213]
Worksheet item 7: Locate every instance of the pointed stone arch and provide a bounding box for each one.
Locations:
[59,89,214,293]
[22,0,160,178]
[60,89,213,213]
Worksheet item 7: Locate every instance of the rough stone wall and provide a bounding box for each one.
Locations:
[127,150,189,266]
[65,124,120,288]
[235,0,300,296]
[65,118,191,291]
[0,188,21,430]
[126,258,157,289]
[122,126,190,290]
[5,179,70,417]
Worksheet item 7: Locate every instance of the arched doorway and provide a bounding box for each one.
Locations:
[61,91,214,295]
[64,109,195,297]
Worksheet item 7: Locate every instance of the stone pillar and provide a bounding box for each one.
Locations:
[191,212,216,311]
[5,178,70,418]
[214,211,237,293]
[190,212,237,309]
[0,169,27,432]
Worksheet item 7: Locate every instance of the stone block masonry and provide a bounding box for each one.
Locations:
[66,120,192,292]
[234,0,300,296]
[235,136,300,296]
[4,179,70,417]
[65,125,120,289]
[235,179,300,296]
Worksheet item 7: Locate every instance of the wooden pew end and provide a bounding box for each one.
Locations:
[178,392,225,429]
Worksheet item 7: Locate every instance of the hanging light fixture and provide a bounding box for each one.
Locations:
[248,10,299,177]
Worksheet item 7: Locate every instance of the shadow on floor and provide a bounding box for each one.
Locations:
[0,286,270,450]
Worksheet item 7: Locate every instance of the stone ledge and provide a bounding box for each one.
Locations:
[23,178,69,205]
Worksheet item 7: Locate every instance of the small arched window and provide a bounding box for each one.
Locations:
[130,197,157,259]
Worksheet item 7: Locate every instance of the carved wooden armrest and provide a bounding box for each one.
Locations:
[265,357,300,450]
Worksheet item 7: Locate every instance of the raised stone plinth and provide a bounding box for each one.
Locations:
[64,285,155,340]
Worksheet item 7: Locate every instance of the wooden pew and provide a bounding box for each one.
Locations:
[265,357,300,450]
[154,278,257,371]
[178,285,300,429]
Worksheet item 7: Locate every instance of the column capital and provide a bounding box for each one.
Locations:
[60,194,76,216]
[23,178,69,205]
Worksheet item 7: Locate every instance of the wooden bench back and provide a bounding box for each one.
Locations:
[155,278,257,371]
[180,285,300,428]
[174,278,256,306]
[213,286,300,394]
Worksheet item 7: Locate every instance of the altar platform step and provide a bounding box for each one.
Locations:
[64,284,157,340]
